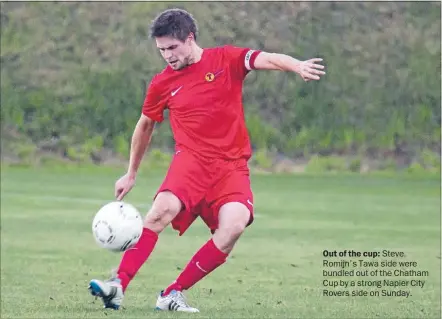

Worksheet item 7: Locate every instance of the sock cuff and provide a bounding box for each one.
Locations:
[208,239,229,260]
[143,227,159,239]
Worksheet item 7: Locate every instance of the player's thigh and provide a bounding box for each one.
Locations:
[203,164,255,233]
[217,202,251,232]
[152,150,212,234]
[155,150,211,211]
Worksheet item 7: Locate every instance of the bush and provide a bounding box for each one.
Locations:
[1,2,440,167]
[406,162,427,175]
[348,157,362,173]
[305,155,347,173]
[143,149,172,170]
[253,148,273,169]
[419,148,440,170]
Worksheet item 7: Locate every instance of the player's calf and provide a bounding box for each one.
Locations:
[160,202,250,300]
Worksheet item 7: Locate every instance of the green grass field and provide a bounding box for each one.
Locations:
[1,165,440,318]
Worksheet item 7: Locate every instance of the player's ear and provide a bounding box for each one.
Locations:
[187,32,195,43]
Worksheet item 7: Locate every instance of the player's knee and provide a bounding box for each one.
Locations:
[217,203,250,239]
[144,191,182,233]
[213,221,247,253]
[226,221,247,238]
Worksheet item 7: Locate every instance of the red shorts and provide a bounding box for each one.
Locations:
[155,149,254,235]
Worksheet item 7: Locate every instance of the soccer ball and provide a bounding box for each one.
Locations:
[92,201,143,252]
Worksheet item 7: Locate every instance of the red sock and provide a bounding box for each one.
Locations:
[163,239,228,296]
[116,227,158,292]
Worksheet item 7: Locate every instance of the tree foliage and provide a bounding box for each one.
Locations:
[1,2,440,165]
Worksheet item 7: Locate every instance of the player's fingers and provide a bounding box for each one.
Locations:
[313,63,325,70]
[307,62,325,70]
[115,187,125,200]
[310,58,323,63]
[312,69,326,75]
[307,73,320,80]
[304,68,322,78]
[117,190,126,201]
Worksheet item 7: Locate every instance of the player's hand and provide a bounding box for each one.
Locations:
[298,58,326,82]
[115,173,136,201]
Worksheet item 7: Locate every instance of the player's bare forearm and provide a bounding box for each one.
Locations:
[254,52,325,81]
[254,53,302,72]
[127,114,155,177]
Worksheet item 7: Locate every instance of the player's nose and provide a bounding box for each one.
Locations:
[164,51,173,60]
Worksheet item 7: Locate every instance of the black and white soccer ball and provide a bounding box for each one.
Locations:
[92,201,143,252]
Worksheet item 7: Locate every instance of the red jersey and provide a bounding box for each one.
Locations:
[142,45,261,160]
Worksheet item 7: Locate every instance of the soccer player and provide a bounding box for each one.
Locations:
[89,8,325,313]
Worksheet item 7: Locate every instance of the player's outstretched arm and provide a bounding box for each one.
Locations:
[253,52,326,82]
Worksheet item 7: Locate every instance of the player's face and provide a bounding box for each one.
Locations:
[156,35,193,70]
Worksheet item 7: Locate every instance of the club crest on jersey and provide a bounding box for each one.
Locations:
[205,72,215,82]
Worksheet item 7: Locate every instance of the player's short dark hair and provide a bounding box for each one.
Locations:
[150,9,198,42]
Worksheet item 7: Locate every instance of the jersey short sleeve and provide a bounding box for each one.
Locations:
[223,45,262,80]
[141,75,166,122]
